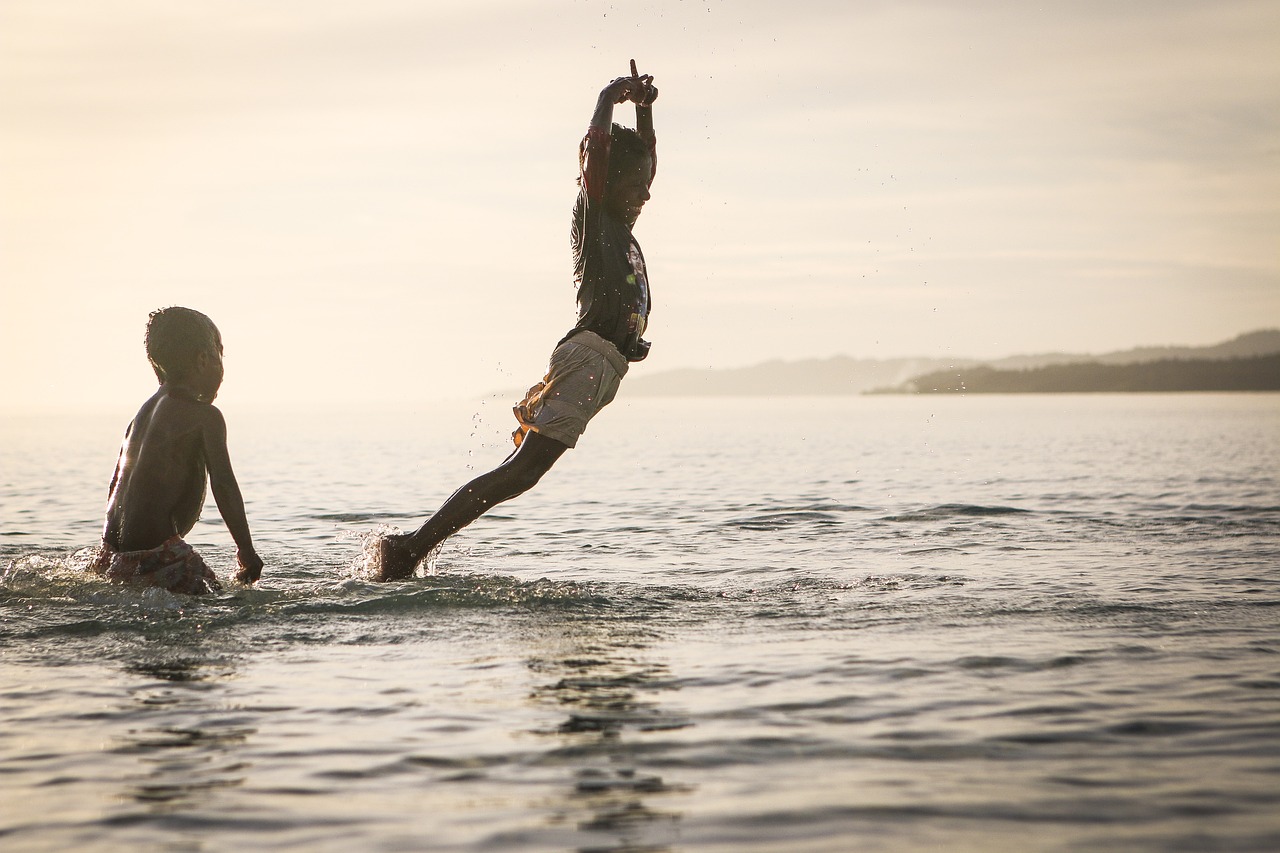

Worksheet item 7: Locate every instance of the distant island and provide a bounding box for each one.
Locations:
[624,330,1280,396]
[879,353,1280,394]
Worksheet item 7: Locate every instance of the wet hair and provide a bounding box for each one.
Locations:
[607,123,652,186]
[144,306,220,383]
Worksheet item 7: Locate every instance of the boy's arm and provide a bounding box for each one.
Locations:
[590,76,638,132]
[635,93,657,181]
[201,407,263,584]
[581,77,634,204]
[582,74,656,199]
[631,61,657,143]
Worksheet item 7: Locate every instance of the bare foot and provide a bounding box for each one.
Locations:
[373,534,419,581]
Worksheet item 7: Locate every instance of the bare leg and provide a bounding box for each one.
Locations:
[375,431,568,580]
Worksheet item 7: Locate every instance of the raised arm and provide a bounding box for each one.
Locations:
[631,61,657,145]
[582,70,658,200]
[634,79,657,179]
[201,408,263,583]
[590,76,641,131]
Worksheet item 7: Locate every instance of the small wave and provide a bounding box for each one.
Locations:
[884,504,1031,522]
[1131,502,1280,524]
[287,574,616,616]
[725,503,871,531]
[0,546,717,630]
[855,574,969,592]
[310,512,399,523]
[950,654,1090,674]
[727,510,843,530]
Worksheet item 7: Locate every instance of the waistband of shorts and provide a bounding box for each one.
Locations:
[563,330,630,376]
[100,533,187,558]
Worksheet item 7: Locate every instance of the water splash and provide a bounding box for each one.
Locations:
[342,526,443,581]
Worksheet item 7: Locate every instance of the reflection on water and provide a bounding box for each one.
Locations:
[125,657,217,684]
[525,617,691,853]
[112,654,253,819]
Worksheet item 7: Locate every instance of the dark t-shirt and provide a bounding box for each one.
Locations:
[565,125,656,360]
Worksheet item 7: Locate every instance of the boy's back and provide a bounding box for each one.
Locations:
[103,387,219,552]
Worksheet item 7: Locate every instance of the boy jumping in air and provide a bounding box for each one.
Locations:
[375,65,659,580]
[93,307,263,594]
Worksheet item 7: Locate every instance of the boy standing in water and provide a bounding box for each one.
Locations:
[375,65,659,580]
[93,307,263,594]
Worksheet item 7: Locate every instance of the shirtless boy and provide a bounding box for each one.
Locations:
[375,66,659,580]
[93,307,263,594]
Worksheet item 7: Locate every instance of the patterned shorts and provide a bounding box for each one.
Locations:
[512,330,630,449]
[92,535,222,595]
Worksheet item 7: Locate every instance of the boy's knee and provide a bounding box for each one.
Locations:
[508,459,551,495]
[508,448,562,493]
[496,431,566,498]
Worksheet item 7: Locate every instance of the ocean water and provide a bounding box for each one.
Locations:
[2,393,1278,852]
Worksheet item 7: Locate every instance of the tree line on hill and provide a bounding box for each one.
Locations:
[882,354,1280,394]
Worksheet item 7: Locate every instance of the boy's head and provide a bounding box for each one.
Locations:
[605,123,654,227]
[144,307,223,392]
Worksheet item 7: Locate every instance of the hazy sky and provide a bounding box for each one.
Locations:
[3,0,1277,410]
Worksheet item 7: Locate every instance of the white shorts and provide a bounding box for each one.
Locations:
[512,330,629,449]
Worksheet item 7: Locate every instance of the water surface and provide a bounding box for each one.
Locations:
[3,394,1278,851]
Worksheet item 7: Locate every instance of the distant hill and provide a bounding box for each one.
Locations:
[980,329,1280,370]
[624,330,1280,397]
[885,353,1280,394]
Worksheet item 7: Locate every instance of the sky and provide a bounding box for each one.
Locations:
[3,0,1277,411]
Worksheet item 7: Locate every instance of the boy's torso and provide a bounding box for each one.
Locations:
[569,201,651,356]
[105,390,211,551]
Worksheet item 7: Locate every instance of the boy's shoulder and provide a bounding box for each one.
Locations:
[136,388,226,435]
